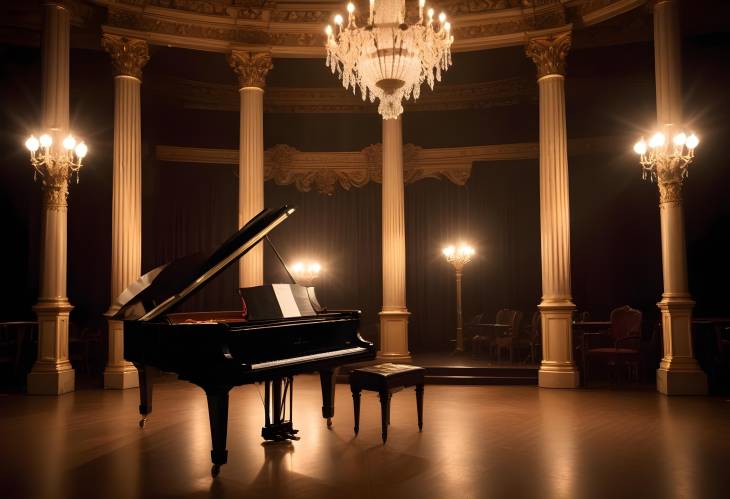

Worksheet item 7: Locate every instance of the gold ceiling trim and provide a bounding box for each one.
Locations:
[155,136,617,195]
[148,77,536,113]
[93,0,647,56]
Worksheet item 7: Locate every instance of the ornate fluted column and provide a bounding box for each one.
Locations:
[102,34,149,389]
[378,117,411,362]
[526,31,579,388]
[228,51,272,287]
[27,1,75,395]
[652,0,707,395]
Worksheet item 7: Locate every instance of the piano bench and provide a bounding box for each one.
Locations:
[348,363,426,444]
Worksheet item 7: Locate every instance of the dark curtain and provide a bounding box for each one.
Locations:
[143,159,543,353]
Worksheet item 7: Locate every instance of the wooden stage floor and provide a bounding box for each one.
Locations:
[1,375,729,499]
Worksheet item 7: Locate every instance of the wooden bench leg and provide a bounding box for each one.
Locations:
[351,385,361,435]
[415,384,424,431]
[379,390,391,444]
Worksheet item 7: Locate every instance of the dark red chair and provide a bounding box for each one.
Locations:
[583,306,643,385]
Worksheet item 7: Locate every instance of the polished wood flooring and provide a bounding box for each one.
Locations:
[1,375,729,499]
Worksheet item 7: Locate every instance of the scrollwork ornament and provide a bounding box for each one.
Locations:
[41,169,70,209]
[658,181,682,205]
[102,34,150,80]
[526,31,572,79]
[228,51,273,89]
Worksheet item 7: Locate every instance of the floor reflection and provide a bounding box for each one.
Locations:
[1,376,729,499]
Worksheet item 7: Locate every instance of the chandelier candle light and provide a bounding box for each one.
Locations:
[325,0,454,119]
[25,132,88,184]
[443,244,475,353]
[634,128,699,182]
[291,261,322,287]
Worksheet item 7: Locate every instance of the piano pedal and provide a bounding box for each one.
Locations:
[261,422,299,442]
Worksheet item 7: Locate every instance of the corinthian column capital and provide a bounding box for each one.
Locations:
[228,50,273,90]
[656,158,686,204]
[102,34,150,80]
[526,31,572,80]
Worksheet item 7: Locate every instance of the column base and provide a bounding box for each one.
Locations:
[378,310,411,363]
[104,364,139,390]
[656,297,707,395]
[656,358,707,395]
[28,299,75,394]
[539,362,580,388]
[27,364,75,395]
[538,300,579,389]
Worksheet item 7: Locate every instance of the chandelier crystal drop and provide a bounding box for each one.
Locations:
[325,0,454,120]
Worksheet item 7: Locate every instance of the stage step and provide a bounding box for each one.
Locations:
[422,366,538,385]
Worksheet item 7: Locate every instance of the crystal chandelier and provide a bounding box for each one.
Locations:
[25,132,88,184]
[633,128,699,182]
[325,0,454,120]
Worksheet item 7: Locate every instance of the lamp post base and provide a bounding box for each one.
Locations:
[28,300,75,395]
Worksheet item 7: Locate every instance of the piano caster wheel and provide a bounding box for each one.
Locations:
[211,464,221,478]
[326,417,332,428]
[139,417,147,428]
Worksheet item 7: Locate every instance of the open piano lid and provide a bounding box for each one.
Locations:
[111,205,295,322]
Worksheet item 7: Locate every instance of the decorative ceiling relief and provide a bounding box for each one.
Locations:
[97,0,644,57]
[155,136,618,195]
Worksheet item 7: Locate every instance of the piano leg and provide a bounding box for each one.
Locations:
[351,385,361,435]
[135,363,157,428]
[319,369,337,427]
[203,384,233,477]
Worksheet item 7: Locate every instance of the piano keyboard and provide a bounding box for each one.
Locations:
[251,346,368,370]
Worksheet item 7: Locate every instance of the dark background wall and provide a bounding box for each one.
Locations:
[1,6,729,352]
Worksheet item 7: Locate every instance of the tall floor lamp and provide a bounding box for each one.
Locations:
[442,244,475,354]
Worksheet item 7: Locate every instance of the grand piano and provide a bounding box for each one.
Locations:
[112,205,375,476]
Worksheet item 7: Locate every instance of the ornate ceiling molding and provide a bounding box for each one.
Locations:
[92,0,647,57]
[148,76,536,113]
[155,136,618,195]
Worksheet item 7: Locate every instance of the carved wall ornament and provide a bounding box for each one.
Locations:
[102,34,150,80]
[526,31,572,79]
[155,136,620,195]
[228,51,273,89]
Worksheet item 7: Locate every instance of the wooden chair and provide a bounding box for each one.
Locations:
[463,313,484,352]
[471,309,511,358]
[583,305,643,385]
[514,310,541,364]
[491,310,523,363]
